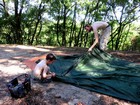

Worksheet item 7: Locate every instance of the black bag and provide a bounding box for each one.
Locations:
[7,74,31,98]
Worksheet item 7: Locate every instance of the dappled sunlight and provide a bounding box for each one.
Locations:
[0,45,139,105]
[53,50,72,56]
[0,64,29,75]
[4,49,13,52]
[16,45,51,52]
[0,58,8,64]
[0,58,31,76]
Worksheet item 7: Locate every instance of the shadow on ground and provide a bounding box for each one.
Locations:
[0,45,139,105]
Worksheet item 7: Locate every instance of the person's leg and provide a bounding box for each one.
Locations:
[40,72,52,83]
[99,26,111,50]
[31,69,41,81]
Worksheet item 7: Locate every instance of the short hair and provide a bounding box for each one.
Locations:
[84,24,90,28]
[46,53,56,61]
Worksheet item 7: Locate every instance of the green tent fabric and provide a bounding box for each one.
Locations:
[49,48,140,103]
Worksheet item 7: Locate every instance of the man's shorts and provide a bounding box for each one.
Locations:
[99,26,111,50]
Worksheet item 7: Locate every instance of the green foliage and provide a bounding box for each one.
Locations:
[0,0,140,51]
[128,24,140,51]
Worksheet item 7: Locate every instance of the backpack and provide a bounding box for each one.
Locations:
[7,74,31,98]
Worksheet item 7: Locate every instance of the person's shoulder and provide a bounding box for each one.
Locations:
[36,59,46,66]
[94,21,107,24]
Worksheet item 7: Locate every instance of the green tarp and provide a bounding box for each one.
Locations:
[49,48,140,103]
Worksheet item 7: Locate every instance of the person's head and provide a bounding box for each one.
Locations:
[84,24,92,32]
[46,53,56,64]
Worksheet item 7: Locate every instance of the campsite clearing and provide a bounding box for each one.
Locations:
[0,45,139,105]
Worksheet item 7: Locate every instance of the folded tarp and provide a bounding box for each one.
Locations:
[49,48,140,103]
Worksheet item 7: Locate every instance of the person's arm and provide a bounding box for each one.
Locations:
[43,66,55,78]
[88,28,99,51]
[42,66,49,78]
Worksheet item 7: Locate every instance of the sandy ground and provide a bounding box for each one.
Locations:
[0,44,139,105]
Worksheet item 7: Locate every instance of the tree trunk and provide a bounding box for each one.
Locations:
[56,11,61,46]
[62,5,67,46]
[69,2,77,47]
[30,2,43,45]
[14,0,23,44]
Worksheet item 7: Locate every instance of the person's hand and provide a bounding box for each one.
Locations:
[52,72,56,77]
[88,48,92,52]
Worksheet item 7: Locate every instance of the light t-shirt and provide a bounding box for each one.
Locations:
[32,59,50,79]
[92,21,108,30]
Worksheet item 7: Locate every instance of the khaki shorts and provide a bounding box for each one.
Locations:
[99,26,111,50]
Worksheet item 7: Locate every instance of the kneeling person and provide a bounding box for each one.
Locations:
[32,53,56,82]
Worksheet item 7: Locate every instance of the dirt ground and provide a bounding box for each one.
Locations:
[0,44,140,105]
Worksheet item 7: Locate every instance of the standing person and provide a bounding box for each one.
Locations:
[32,53,56,82]
[84,21,111,51]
